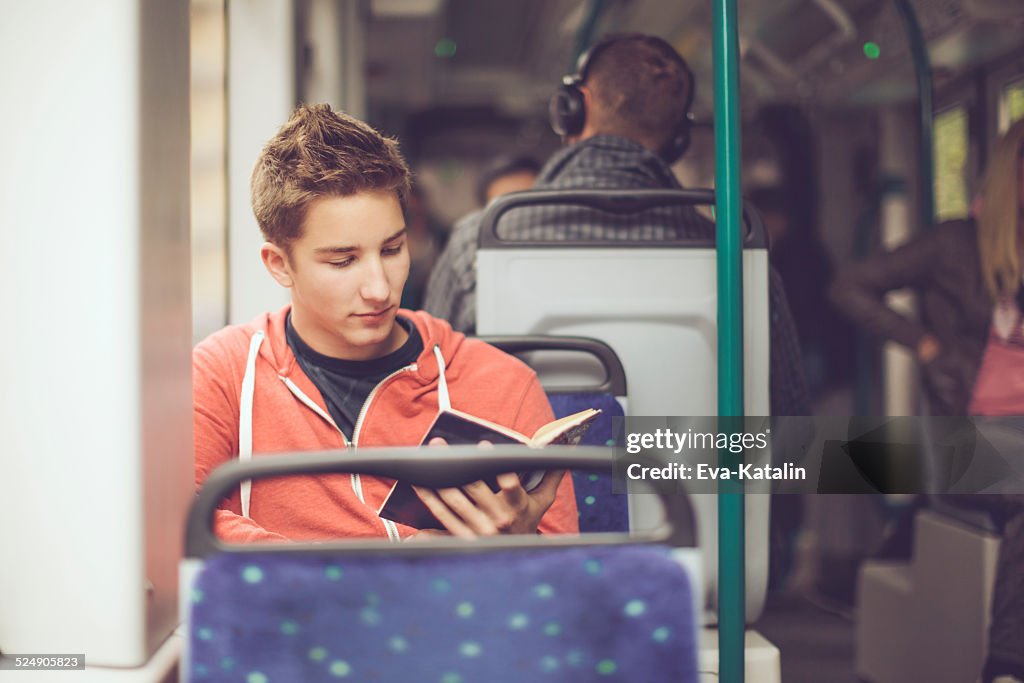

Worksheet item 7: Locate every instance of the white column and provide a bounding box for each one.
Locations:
[0,0,192,666]
[228,0,296,324]
[302,0,367,118]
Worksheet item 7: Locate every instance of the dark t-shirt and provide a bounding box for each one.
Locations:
[286,314,423,438]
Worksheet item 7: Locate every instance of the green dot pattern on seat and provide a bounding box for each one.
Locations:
[533,583,555,598]
[329,659,351,676]
[242,565,264,584]
[188,546,698,682]
[360,606,381,625]
[507,612,529,630]
[543,622,562,636]
[624,599,646,617]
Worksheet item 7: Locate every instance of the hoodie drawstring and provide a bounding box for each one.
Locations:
[238,330,265,519]
[433,345,451,412]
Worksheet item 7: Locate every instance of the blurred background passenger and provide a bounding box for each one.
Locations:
[400,185,444,310]
[475,155,541,207]
[831,119,1024,683]
[828,122,1024,416]
[749,185,853,402]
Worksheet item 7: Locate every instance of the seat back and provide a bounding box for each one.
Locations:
[480,335,629,533]
[475,189,771,623]
[183,447,701,683]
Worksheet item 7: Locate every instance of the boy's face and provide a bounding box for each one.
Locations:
[263,190,410,360]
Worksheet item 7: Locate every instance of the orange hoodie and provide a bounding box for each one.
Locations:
[193,306,578,542]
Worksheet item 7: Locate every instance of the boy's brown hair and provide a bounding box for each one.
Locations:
[251,104,411,250]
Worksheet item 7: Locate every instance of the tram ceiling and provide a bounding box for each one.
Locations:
[364,0,1024,116]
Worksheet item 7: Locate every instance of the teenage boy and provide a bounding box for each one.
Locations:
[193,104,577,543]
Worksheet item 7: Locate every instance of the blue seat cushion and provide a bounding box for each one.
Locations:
[189,545,698,682]
[548,392,629,533]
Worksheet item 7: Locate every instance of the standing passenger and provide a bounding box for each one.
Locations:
[193,104,577,543]
[832,119,1024,683]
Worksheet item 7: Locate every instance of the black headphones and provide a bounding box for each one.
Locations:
[548,33,695,164]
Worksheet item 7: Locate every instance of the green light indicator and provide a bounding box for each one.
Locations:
[435,39,457,58]
[863,42,881,60]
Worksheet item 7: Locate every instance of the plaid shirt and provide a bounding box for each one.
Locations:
[423,135,809,415]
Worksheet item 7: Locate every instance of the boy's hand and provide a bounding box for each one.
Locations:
[413,437,565,538]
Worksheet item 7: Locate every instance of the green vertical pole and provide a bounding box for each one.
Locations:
[568,0,609,69]
[893,0,935,231]
[712,0,745,680]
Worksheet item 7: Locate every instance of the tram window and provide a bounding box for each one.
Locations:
[190,0,229,344]
[932,105,969,222]
[999,77,1024,132]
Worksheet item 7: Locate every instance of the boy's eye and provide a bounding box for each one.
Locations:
[382,242,404,255]
[328,258,354,268]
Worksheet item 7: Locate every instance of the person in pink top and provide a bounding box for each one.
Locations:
[832,119,1024,683]
[193,104,577,545]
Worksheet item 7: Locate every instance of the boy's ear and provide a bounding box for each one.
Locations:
[260,242,294,288]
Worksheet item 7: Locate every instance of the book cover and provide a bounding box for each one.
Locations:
[377,408,599,530]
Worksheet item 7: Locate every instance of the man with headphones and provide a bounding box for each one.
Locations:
[549,32,695,167]
[424,32,808,416]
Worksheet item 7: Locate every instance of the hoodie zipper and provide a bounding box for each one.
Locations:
[352,364,417,446]
[279,370,414,543]
[351,365,416,543]
[279,375,351,445]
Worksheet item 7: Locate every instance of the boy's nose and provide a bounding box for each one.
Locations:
[360,259,390,302]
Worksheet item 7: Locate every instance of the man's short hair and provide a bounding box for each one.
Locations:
[583,34,693,153]
[251,103,411,250]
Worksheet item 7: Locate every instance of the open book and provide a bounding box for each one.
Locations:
[377,407,600,529]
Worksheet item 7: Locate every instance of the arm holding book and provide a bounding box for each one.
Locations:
[411,437,568,538]
[407,376,579,538]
